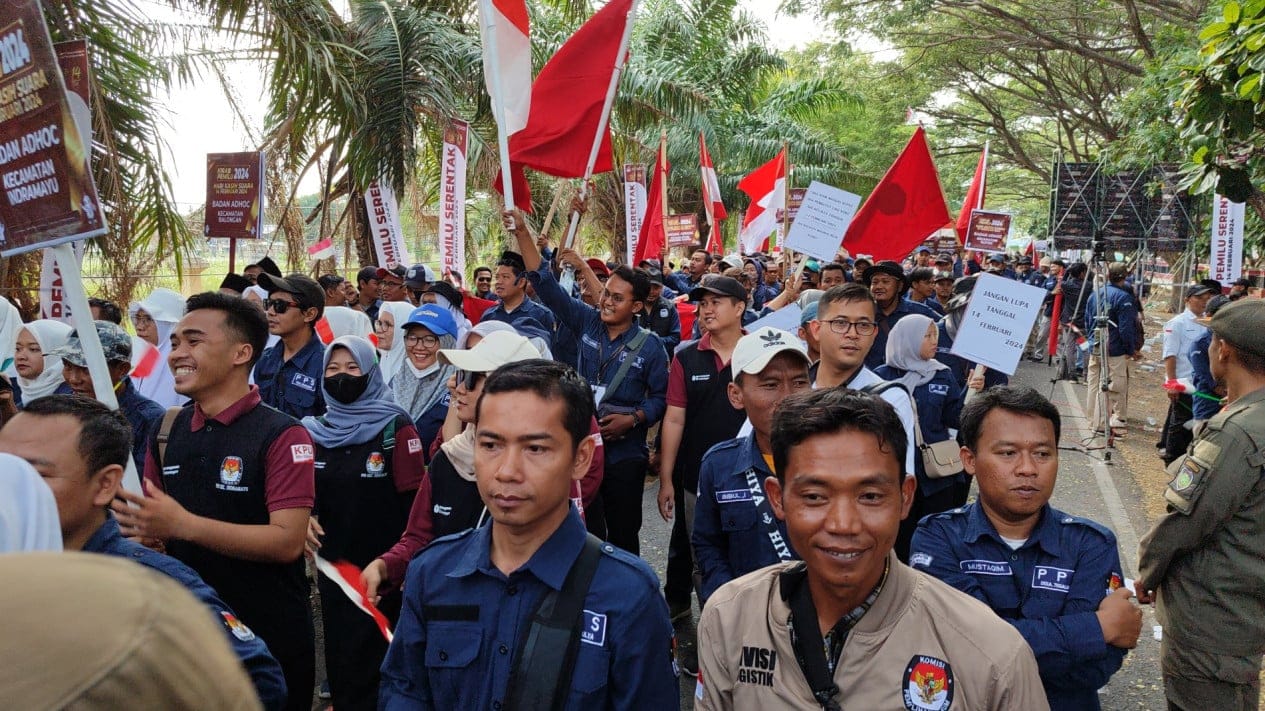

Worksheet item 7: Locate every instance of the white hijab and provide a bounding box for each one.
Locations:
[129,289,185,408]
[323,306,374,340]
[0,296,22,374]
[0,453,63,553]
[457,319,516,349]
[377,301,418,384]
[16,320,73,403]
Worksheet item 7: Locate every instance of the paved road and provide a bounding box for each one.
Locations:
[636,359,1169,709]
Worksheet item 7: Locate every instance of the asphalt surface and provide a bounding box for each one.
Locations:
[636,358,1169,710]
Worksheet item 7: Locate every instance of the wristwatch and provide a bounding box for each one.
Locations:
[631,411,642,427]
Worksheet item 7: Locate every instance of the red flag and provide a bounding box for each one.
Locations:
[633,138,670,264]
[843,127,950,261]
[313,555,394,642]
[315,317,335,345]
[955,142,988,241]
[737,149,787,254]
[494,0,635,211]
[699,132,727,251]
[130,337,162,378]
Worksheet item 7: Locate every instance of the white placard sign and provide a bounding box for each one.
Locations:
[746,304,803,335]
[949,273,1047,375]
[782,181,862,263]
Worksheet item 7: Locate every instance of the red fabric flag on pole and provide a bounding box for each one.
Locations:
[699,132,727,252]
[954,141,989,241]
[494,0,636,211]
[632,136,669,265]
[737,149,787,254]
[843,127,950,261]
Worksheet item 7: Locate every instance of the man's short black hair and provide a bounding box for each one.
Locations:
[817,282,878,320]
[610,266,651,303]
[497,250,527,278]
[820,262,846,278]
[909,267,935,284]
[959,385,1061,451]
[184,292,270,366]
[88,298,123,325]
[771,388,907,481]
[692,249,713,265]
[21,395,132,474]
[477,359,594,452]
[1066,262,1088,279]
[318,274,345,291]
[473,266,493,278]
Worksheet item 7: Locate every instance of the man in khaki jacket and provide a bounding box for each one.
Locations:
[696,388,1047,711]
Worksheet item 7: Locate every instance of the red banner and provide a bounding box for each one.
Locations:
[204,151,265,239]
[0,2,106,257]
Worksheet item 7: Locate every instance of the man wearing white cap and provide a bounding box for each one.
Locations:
[693,328,812,603]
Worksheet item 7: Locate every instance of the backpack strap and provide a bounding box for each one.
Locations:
[860,381,925,448]
[382,416,398,452]
[155,407,184,468]
[599,327,650,404]
[503,533,604,710]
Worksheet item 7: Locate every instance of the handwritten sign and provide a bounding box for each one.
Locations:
[782,181,862,263]
[962,210,1011,254]
[949,273,1046,375]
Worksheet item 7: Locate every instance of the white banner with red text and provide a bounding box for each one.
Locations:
[1210,193,1244,284]
[439,119,469,278]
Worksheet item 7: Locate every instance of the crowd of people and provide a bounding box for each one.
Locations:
[1,214,1264,711]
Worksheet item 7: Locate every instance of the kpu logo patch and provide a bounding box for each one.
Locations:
[219,456,244,486]
[364,452,387,477]
[291,444,314,464]
[220,611,256,641]
[903,655,954,710]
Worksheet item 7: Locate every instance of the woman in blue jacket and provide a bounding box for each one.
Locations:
[876,314,980,562]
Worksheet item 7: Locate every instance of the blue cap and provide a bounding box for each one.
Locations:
[402,304,457,337]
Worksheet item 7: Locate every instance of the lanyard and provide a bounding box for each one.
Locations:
[741,467,794,561]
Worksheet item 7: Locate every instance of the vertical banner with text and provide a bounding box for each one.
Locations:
[0,1,106,257]
[365,180,410,269]
[438,119,468,278]
[1210,193,1244,284]
[204,151,265,239]
[623,164,647,263]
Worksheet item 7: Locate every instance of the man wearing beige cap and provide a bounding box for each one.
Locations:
[1137,299,1265,710]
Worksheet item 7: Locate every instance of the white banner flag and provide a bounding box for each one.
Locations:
[40,242,85,323]
[1210,193,1244,284]
[623,164,648,264]
[438,119,469,279]
[364,180,410,269]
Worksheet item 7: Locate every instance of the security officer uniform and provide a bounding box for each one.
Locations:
[1138,385,1265,709]
[693,435,795,602]
[696,555,1049,710]
[255,332,326,420]
[84,514,288,710]
[379,509,680,709]
[910,503,1127,710]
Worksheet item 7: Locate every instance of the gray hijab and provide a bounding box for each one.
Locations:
[884,314,947,390]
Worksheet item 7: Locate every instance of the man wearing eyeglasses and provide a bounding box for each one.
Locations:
[808,283,917,476]
[376,265,410,305]
[254,273,327,420]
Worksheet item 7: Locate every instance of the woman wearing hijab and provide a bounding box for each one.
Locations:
[389,305,458,461]
[420,281,472,345]
[456,319,515,350]
[0,452,63,552]
[129,287,186,408]
[301,336,424,711]
[373,301,416,384]
[13,320,74,408]
[875,314,982,560]
[0,296,22,373]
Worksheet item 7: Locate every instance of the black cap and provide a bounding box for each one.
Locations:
[1186,284,1215,298]
[218,273,251,294]
[645,267,664,285]
[248,256,282,278]
[986,253,1005,263]
[689,275,747,302]
[861,260,908,290]
[425,281,464,309]
[376,265,407,281]
[258,273,326,320]
[934,253,953,264]
[1233,277,1252,287]
[1051,258,1068,267]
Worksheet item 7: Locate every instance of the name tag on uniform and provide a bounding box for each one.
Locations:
[659,308,669,317]
[291,373,317,391]
[960,559,1012,576]
[690,374,711,382]
[928,383,949,396]
[716,489,752,504]
[581,610,607,647]
[1032,566,1073,593]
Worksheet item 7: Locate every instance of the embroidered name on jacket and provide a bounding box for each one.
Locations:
[737,646,776,687]
[960,559,1012,576]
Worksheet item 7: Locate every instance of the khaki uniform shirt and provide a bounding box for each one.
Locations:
[1138,386,1265,657]
[696,554,1049,711]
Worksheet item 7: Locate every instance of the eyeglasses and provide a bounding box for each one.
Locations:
[373,319,392,331]
[822,318,878,335]
[264,298,300,314]
[381,280,404,289]
[454,370,485,390]
[133,314,154,326]
[404,333,441,348]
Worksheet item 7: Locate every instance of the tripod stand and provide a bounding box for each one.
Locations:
[1084,238,1120,458]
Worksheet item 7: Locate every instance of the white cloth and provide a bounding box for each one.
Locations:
[129,289,186,408]
[1161,309,1206,381]
[0,453,63,552]
[0,296,22,373]
[377,301,417,384]
[15,320,73,403]
[323,306,374,341]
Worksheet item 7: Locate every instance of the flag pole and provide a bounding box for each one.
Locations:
[560,0,641,252]
[480,0,517,220]
[978,140,990,210]
[700,132,715,251]
[659,129,670,261]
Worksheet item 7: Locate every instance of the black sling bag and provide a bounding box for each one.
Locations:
[503,533,604,710]
[781,565,843,711]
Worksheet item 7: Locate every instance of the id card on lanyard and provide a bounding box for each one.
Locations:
[741,467,794,561]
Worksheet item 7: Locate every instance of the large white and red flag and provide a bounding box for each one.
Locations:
[699,132,727,252]
[737,149,787,254]
[314,555,394,642]
[479,0,531,136]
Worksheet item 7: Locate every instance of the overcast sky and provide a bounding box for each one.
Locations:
[156,1,829,208]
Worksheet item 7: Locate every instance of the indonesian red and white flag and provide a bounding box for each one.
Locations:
[306,237,334,261]
[737,149,786,254]
[129,337,162,378]
[314,555,394,642]
[699,132,727,252]
[479,0,531,136]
